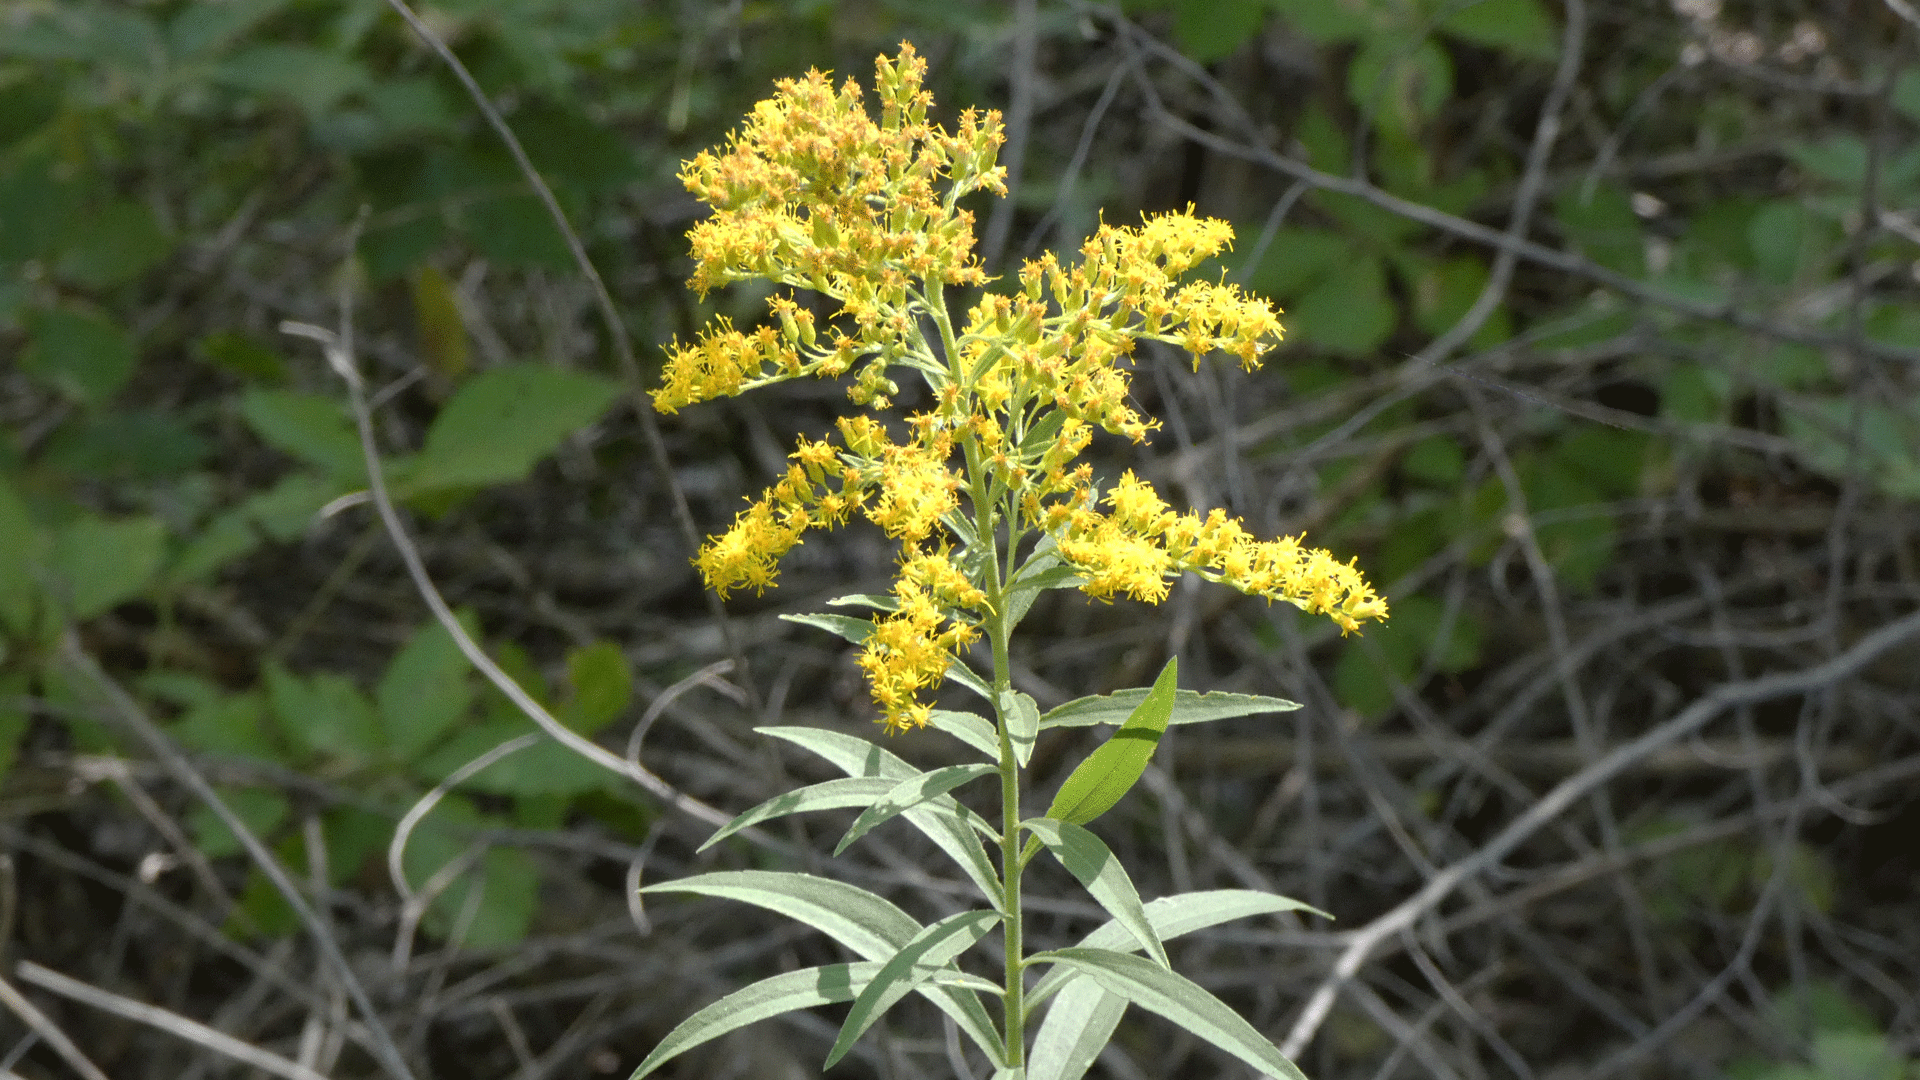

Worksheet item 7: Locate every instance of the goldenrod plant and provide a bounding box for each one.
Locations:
[636,43,1386,1080]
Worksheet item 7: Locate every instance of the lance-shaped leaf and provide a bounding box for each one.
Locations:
[1022,818,1166,968]
[946,658,994,702]
[1028,975,1126,1080]
[1031,947,1309,1080]
[925,709,1000,760]
[629,961,999,1079]
[835,764,997,855]
[759,727,1001,903]
[642,871,1004,1063]
[1000,688,1040,767]
[1027,890,1329,1014]
[1040,686,1300,730]
[824,909,1002,1068]
[698,777,897,852]
[781,611,874,645]
[1043,658,1178,827]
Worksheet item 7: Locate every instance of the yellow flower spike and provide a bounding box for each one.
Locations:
[660,44,1383,733]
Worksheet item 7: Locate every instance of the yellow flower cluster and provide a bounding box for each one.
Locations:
[660,45,1387,731]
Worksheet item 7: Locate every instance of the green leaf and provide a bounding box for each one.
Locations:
[825,909,1002,1068]
[780,611,873,645]
[47,515,166,620]
[378,616,477,762]
[1412,255,1512,348]
[699,777,897,852]
[1436,0,1559,60]
[824,592,898,612]
[409,264,470,378]
[400,811,540,949]
[629,962,1002,1079]
[264,663,382,763]
[168,689,279,761]
[925,709,1000,760]
[462,194,575,271]
[563,640,631,735]
[21,307,138,406]
[1171,0,1266,63]
[166,0,291,61]
[1029,976,1127,1080]
[414,720,608,797]
[1032,948,1309,1080]
[1000,689,1040,768]
[946,659,995,701]
[0,674,34,784]
[187,787,289,860]
[1023,818,1167,967]
[758,726,1003,901]
[1555,185,1644,275]
[407,364,620,493]
[239,388,363,478]
[641,870,1006,1062]
[214,43,372,116]
[0,479,47,634]
[1748,201,1810,285]
[1347,36,1452,134]
[1044,659,1179,826]
[55,199,174,290]
[40,410,210,480]
[1265,0,1381,42]
[1027,889,1326,1016]
[836,764,998,855]
[1041,686,1298,730]
[1285,256,1396,356]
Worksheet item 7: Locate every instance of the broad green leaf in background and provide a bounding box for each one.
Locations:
[46,515,166,621]
[0,479,46,633]
[165,0,292,62]
[1749,201,1811,285]
[1436,0,1559,60]
[1032,948,1310,1080]
[378,616,478,762]
[629,962,1003,1080]
[167,689,280,761]
[1412,255,1512,347]
[413,718,609,798]
[562,640,632,735]
[187,786,289,859]
[1554,185,1644,275]
[462,194,575,272]
[195,331,289,383]
[1334,594,1482,719]
[21,307,138,406]
[407,364,620,493]
[835,764,998,855]
[213,43,373,116]
[56,199,174,290]
[40,410,210,480]
[1264,0,1382,42]
[1285,256,1396,356]
[239,388,364,478]
[1171,0,1268,63]
[1024,818,1168,967]
[400,803,540,949]
[264,663,382,764]
[824,909,1003,1068]
[409,264,470,378]
[1347,36,1452,135]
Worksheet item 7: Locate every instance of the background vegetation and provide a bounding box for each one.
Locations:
[0,0,1916,1078]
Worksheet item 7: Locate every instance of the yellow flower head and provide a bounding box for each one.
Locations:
[661,45,1385,731]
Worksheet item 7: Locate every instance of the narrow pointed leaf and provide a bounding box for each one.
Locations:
[641,871,918,960]
[990,1070,1028,1080]
[1028,890,1328,1014]
[1028,976,1127,1080]
[1032,947,1309,1080]
[642,870,1006,1065]
[1044,658,1178,826]
[824,909,1001,1068]
[1022,818,1167,967]
[698,777,895,852]
[781,611,874,645]
[1000,689,1040,767]
[825,593,899,612]
[1040,687,1300,729]
[628,961,998,1079]
[835,764,997,855]
[946,658,994,702]
[925,709,1000,759]
[759,726,1001,903]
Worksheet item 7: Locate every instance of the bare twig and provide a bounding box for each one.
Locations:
[16,961,332,1080]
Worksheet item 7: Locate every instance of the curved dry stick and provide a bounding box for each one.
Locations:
[1278,601,1920,1059]
[283,320,792,857]
[16,961,331,1080]
[56,637,419,1080]
[373,0,759,710]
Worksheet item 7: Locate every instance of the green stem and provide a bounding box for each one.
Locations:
[991,607,1025,1068]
